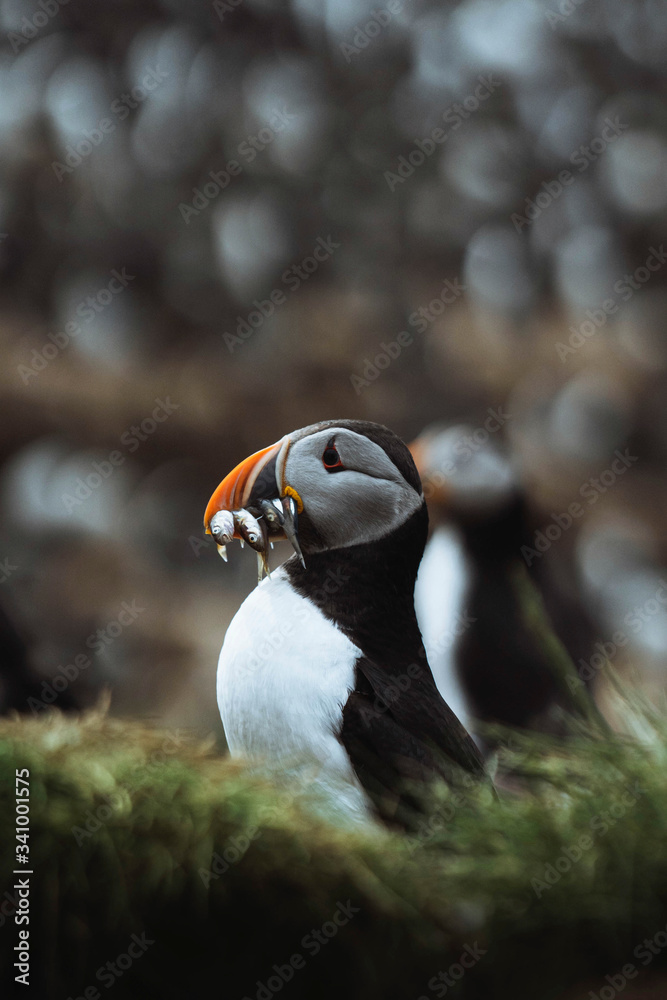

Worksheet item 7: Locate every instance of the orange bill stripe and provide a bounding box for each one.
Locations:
[204,441,282,531]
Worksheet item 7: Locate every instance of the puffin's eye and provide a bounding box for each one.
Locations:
[322,443,343,470]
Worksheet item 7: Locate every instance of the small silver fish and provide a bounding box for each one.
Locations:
[258,498,285,535]
[281,495,306,568]
[233,508,266,552]
[209,509,235,545]
[256,551,271,584]
[210,509,236,561]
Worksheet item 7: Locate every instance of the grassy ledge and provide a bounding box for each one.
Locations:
[1,703,667,1000]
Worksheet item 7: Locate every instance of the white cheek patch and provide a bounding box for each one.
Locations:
[296,468,422,551]
[283,427,424,551]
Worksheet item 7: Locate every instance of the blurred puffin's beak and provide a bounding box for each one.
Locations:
[204,439,284,533]
[408,436,427,476]
[408,436,450,505]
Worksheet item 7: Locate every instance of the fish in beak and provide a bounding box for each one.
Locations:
[204,436,306,582]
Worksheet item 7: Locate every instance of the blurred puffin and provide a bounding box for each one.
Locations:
[411,424,593,745]
[204,420,485,824]
[0,600,78,715]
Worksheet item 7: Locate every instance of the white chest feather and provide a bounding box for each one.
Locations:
[414,524,473,728]
[217,566,369,818]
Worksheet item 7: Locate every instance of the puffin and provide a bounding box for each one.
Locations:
[204,419,486,824]
[411,423,594,745]
[0,600,78,715]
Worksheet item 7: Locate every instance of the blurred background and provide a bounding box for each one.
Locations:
[0,0,666,736]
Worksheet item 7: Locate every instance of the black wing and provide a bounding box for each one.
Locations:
[339,654,486,826]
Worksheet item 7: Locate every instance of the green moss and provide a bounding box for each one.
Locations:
[1,706,667,1000]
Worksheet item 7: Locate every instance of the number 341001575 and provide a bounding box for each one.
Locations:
[15,769,30,854]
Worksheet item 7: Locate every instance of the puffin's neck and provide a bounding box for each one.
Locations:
[284,504,428,671]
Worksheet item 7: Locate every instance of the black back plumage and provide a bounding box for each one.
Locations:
[285,498,486,823]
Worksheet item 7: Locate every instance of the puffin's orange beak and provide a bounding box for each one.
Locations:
[204,439,284,534]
